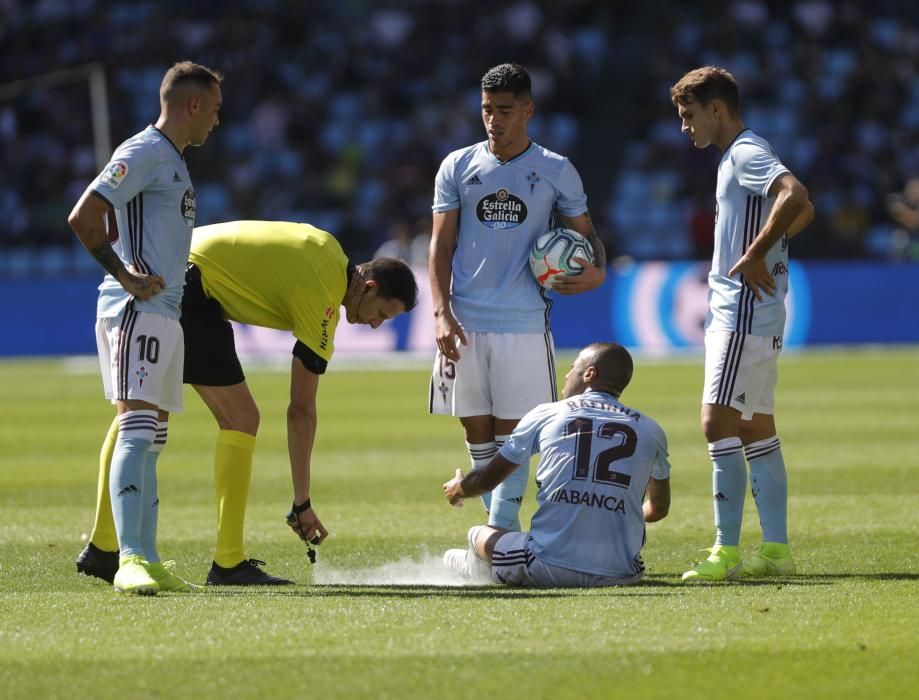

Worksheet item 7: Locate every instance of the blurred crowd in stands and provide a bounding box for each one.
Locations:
[1,0,917,277]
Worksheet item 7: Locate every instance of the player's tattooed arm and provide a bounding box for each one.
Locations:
[88,239,165,300]
[68,188,165,300]
[87,238,164,300]
[581,213,607,268]
[88,239,127,279]
[553,211,607,294]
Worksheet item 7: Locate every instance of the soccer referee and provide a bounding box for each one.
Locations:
[77,220,418,586]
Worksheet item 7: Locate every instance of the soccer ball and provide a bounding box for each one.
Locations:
[528,228,596,289]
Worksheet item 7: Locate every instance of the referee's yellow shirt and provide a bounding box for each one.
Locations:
[189,221,348,362]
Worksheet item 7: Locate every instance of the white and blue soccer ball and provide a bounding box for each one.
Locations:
[528,227,596,289]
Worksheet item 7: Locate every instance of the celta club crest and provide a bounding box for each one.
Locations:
[136,366,149,388]
[527,171,540,194]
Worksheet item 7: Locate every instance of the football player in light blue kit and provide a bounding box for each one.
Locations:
[671,66,814,582]
[443,343,671,587]
[69,61,222,594]
[429,63,607,534]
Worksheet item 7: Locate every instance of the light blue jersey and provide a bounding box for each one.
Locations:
[499,390,671,578]
[708,130,791,336]
[91,126,196,320]
[433,141,588,333]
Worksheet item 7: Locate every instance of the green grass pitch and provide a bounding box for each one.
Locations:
[0,348,917,699]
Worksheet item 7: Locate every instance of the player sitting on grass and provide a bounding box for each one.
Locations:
[442,342,670,587]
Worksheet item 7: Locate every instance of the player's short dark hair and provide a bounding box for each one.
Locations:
[160,61,223,104]
[481,63,532,100]
[361,257,418,312]
[670,66,740,115]
[584,342,634,397]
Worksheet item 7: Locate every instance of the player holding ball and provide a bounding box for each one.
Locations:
[429,63,606,538]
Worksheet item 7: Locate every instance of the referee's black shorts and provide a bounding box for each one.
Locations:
[181,263,245,387]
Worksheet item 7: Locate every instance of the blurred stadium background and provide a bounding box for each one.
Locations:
[2,8,917,696]
[1,0,917,357]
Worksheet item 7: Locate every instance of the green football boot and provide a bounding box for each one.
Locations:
[145,560,202,592]
[113,555,159,595]
[681,545,743,582]
[743,542,796,577]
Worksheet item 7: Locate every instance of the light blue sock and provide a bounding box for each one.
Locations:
[746,436,788,544]
[140,422,167,563]
[466,440,496,514]
[110,410,157,559]
[489,434,524,531]
[709,437,746,546]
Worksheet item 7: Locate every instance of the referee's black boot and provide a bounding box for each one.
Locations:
[76,541,119,584]
[205,558,294,586]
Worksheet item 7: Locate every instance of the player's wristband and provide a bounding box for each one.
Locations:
[291,498,311,514]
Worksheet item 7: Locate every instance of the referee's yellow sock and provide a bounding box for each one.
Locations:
[213,430,256,568]
[89,417,119,552]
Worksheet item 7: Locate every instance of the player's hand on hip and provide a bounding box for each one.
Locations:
[118,267,166,301]
[434,312,467,362]
[551,258,606,295]
[729,255,775,301]
[288,506,329,545]
[443,468,466,507]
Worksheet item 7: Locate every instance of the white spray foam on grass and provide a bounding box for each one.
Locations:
[311,552,486,587]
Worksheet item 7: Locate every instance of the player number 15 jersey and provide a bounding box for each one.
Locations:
[433,141,588,334]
